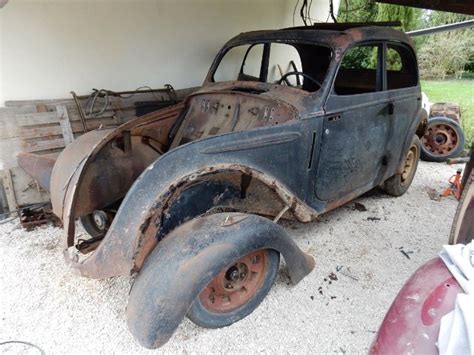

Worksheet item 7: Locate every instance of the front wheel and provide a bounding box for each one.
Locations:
[382,135,420,197]
[187,249,280,328]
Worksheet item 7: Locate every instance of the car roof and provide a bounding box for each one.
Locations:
[224,23,414,51]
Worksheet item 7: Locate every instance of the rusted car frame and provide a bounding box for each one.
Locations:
[26,24,425,347]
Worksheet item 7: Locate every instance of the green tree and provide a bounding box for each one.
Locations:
[337,1,422,69]
[418,11,474,79]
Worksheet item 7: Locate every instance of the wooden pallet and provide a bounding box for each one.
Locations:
[0,87,194,212]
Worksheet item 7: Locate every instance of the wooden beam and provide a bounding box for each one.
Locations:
[2,169,18,211]
[56,105,75,145]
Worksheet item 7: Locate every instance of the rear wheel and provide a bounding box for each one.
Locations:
[420,117,465,162]
[383,135,420,197]
[187,249,280,328]
[79,210,110,238]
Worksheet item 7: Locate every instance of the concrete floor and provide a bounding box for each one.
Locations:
[0,161,461,354]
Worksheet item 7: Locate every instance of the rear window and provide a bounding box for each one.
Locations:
[386,44,418,90]
[335,44,379,95]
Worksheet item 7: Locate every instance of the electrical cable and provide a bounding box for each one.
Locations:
[292,0,300,27]
[0,340,45,355]
[300,0,308,26]
[329,0,338,23]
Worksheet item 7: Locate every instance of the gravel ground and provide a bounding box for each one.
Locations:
[0,161,462,354]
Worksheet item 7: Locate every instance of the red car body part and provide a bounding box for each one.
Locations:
[370,258,463,354]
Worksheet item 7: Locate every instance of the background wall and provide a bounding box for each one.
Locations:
[0,0,339,104]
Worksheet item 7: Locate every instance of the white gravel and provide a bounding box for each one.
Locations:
[0,161,462,354]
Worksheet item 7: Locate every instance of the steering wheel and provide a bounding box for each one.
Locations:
[278,71,322,89]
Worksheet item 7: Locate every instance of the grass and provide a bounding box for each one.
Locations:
[421,79,474,148]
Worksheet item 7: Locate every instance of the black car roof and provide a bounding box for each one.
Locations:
[224,24,414,51]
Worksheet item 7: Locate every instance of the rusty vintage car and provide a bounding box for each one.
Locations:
[22,23,426,348]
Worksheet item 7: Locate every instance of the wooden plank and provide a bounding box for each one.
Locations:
[56,105,74,145]
[5,98,72,108]
[0,138,22,169]
[70,117,119,132]
[15,112,59,126]
[22,137,65,153]
[2,169,18,211]
[10,166,50,206]
[18,125,63,139]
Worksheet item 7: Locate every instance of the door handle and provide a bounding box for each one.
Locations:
[388,102,394,115]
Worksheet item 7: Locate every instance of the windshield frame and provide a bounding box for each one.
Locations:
[205,38,334,94]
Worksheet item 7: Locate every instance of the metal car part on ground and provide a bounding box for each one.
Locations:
[21,24,425,348]
[421,102,466,162]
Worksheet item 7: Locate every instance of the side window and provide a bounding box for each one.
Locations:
[213,44,264,82]
[335,44,379,95]
[241,44,264,79]
[386,44,417,90]
[267,43,302,85]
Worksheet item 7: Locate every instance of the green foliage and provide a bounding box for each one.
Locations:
[340,45,377,70]
[375,4,421,31]
[386,47,402,71]
[417,12,474,79]
[337,0,421,30]
[337,0,378,23]
[337,1,420,69]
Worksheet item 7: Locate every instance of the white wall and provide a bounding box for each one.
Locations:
[0,0,338,104]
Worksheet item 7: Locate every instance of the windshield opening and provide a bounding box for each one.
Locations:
[212,42,332,93]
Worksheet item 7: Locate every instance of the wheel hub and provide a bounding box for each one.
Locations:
[422,123,459,156]
[92,210,108,230]
[199,250,267,313]
[401,145,417,184]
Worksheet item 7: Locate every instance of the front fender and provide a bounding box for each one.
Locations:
[126,213,315,348]
[64,121,318,278]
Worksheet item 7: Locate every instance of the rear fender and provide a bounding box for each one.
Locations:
[126,213,315,348]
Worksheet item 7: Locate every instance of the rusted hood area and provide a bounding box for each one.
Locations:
[170,88,302,148]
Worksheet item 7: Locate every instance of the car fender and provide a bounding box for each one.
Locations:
[126,212,315,349]
[63,121,318,278]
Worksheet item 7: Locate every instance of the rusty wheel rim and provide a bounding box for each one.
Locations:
[422,123,459,156]
[199,250,268,313]
[401,144,417,185]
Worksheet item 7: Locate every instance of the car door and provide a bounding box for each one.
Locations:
[315,43,392,201]
[384,43,421,177]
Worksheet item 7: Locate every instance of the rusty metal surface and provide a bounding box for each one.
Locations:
[20,204,62,231]
[430,102,461,123]
[370,258,463,354]
[50,103,184,221]
[449,149,474,245]
[126,213,315,349]
[17,152,56,192]
[50,25,422,280]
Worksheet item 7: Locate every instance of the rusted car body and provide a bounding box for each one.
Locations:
[27,24,425,347]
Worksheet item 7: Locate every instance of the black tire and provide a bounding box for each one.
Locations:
[420,116,465,162]
[383,135,420,197]
[79,210,109,238]
[187,249,280,329]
